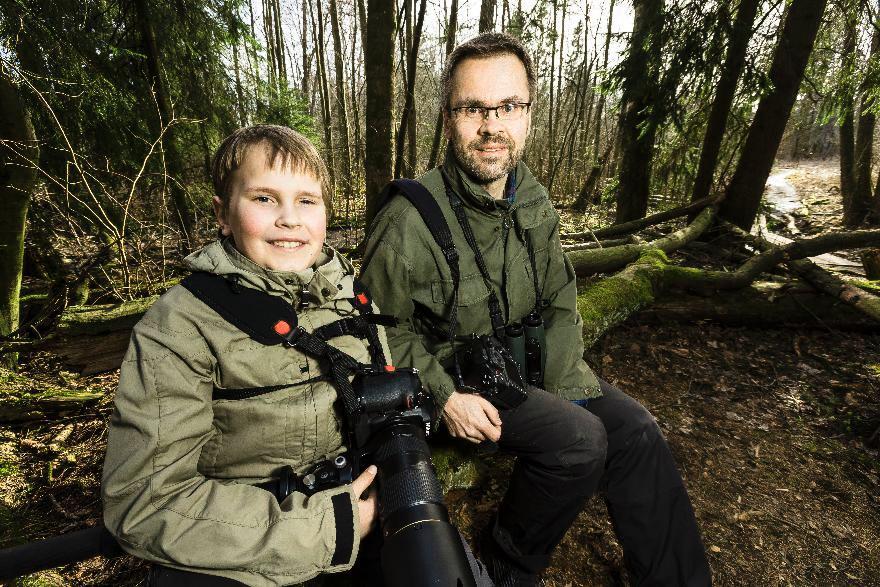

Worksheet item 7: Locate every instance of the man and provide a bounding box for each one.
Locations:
[361,33,711,586]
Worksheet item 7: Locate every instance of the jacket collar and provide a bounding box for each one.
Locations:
[184,239,354,308]
[440,150,551,228]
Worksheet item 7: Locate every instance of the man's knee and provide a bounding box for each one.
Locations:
[555,406,607,475]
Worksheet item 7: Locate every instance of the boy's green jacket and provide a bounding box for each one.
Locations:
[360,155,600,410]
[102,240,388,586]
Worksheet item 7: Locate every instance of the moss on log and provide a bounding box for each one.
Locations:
[578,249,668,347]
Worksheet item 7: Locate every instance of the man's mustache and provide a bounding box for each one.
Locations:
[469,135,515,151]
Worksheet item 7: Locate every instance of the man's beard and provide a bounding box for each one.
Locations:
[451,133,522,186]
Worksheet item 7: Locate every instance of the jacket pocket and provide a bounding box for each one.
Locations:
[431,272,491,306]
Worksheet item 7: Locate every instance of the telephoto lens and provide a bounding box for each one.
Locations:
[373,422,476,587]
[351,369,476,586]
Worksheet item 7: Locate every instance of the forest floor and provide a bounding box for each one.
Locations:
[1,158,879,586]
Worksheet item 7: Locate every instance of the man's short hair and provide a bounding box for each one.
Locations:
[211,124,331,210]
[441,32,536,112]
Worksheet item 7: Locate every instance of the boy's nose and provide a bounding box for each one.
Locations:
[277,204,302,227]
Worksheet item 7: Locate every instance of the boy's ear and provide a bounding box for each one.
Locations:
[212,196,232,236]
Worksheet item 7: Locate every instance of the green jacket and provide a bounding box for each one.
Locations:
[360,155,600,411]
[102,240,388,586]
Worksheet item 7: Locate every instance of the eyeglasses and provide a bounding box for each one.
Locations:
[449,102,532,121]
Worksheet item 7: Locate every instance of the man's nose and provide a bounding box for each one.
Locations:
[479,111,505,134]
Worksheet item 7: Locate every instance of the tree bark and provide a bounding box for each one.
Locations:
[133,0,195,249]
[840,9,857,225]
[364,0,395,227]
[428,0,459,170]
[394,0,427,179]
[718,0,828,231]
[615,0,663,223]
[479,0,496,33]
[312,0,337,208]
[853,4,880,225]
[0,69,36,344]
[690,0,761,205]
[329,0,354,211]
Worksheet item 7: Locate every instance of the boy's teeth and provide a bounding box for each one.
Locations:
[273,241,304,249]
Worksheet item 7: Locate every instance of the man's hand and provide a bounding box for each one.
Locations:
[442,391,502,443]
[352,465,378,538]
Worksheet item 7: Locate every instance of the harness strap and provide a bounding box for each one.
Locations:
[441,172,506,335]
[180,272,374,420]
[375,179,461,349]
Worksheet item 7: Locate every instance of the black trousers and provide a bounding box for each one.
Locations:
[491,379,711,585]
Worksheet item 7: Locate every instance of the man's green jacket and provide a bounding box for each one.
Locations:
[361,156,601,411]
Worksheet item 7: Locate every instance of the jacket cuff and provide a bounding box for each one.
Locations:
[328,486,359,569]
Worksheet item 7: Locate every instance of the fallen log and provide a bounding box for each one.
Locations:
[0,390,104,424]
[561,195,718,241]
[568,206,716,277]
[635,282,879,331]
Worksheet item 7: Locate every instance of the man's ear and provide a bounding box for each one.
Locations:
[442,109,453,140]
[212,196,232,236]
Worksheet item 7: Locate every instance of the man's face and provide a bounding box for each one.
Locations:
[214,146,327,273]
[444,54,531,189]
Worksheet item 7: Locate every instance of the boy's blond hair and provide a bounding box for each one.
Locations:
[212,125,332,215]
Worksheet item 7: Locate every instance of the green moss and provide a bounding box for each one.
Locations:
[0,459,18,477]
[577,249,667,346]
[852,280,880,294]
[57,295,158,336]
[867,364,880,377]
[430,441,487,492]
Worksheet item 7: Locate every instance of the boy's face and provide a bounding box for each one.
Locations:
[214,147,327,273]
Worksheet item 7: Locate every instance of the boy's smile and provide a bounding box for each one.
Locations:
[214,147,327,273]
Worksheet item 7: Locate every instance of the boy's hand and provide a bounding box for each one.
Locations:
[352,465,379,538]
[442,391,502,443]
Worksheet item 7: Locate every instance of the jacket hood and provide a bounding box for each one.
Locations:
[184,239,356,307]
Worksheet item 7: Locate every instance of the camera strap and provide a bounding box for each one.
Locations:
[180,271,391,420]
[441,173,506,336]
[376,179,461,349]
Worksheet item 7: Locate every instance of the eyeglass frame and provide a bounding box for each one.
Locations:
[448,102,532,122]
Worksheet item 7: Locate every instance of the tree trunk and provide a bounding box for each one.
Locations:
[301,5,311,101]
[572,0,615,210]
[718,0,828,231]
[615,0,663,223]
[840,10,857,225]
[329,0,354,211]
[393,0,427,179]
[0,70,36,346]
[133,0,195,249]
[853,6,880,225]
[364,0,395,227]
[690,0,761,205]
[312,0,337,208]
[428,0,459,169]
[479,0,496,33]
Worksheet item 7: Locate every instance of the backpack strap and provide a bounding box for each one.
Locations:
[377,179,461,346]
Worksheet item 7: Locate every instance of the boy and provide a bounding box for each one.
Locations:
[102,125,381,586]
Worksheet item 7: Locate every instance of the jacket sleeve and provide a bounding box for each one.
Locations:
[101,304,359,586]
[536,219,601,400]
[360,208,458,410]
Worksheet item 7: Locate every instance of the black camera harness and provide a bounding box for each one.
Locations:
[378,175,545,357]
[179,271,396,421]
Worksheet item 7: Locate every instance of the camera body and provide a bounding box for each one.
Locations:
[455,334,529,410]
